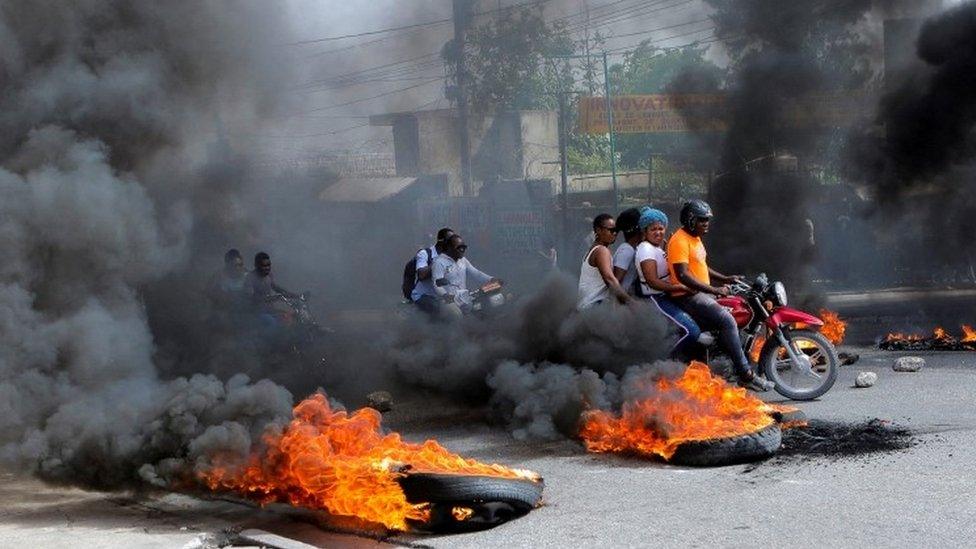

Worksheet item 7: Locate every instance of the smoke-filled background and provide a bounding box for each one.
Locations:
[0,1,315,488]
[4,0,976,496]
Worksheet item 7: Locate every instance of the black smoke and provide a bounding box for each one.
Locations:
[0,1,299,489]
[847,2,976,271]
[691,0,875,297]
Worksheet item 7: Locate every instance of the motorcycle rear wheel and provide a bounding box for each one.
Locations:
[759,329,838,400]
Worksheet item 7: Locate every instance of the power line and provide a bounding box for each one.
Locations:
[605,25,717,54]
[304,78,443,113]
[604,17,712,41]
[290,0,551,48]
[285,19,451,46]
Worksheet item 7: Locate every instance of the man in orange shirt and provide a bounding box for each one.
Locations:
[667,200,774,392]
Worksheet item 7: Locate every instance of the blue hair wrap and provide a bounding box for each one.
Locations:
[638,207,669,229]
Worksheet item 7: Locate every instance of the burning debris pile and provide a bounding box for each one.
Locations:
[200,394,542,533]
[579,362,791,466]
[880,326,976,351]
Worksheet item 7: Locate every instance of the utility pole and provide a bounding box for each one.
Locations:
[602,51,619,211]
[452,0,473,196]
[557,92,570,261]
[647,149,655,204]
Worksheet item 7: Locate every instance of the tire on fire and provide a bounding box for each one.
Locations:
[668,424,782,467]
[398,473,544,532]
[769,408,807,424]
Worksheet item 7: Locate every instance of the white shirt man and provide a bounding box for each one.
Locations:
[432,237,492,308]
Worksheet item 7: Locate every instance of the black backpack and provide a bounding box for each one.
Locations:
[401,248,433,299]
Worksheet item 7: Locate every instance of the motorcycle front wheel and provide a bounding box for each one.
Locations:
[759,329,838,400]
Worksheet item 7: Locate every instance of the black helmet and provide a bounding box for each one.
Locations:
[615,207,641,237]
[680,199,713,231]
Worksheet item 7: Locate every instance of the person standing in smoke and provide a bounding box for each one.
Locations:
[578,214,631,309]
[612,208,643,296]
[633,208,703,360]
[667,200,775,392]
[432,234,496,317]
[411,227,454,316]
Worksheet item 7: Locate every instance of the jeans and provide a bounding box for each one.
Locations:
[650,294,701,360]
[675,292,751,378]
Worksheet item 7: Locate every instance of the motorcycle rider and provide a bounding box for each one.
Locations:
[209,248,248,310]
[612,207,643,295]
[633,208,702,360]
[432,234,496,317]
[412,227,455,315]
[245,252,299,328]
[667,200,775,392]
[578,214,631,310]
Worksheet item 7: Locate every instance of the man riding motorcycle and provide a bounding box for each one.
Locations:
[432,234,497,318]
[667,200,775,392]
[245,252,299,329]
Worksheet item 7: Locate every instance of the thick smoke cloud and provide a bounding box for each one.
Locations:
[0,1,298,488]
[847,2,976,269]
[689,1,874,297]
[386,274,676,440]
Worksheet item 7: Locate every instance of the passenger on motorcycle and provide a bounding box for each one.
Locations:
[633,208,702,360]
[578,214,632,310]
[667,200,775,392]
[245,252,299,329]
[612,208,643,296]
[209,248,248,310]
[432,235,496,318]
[412,227,454,316]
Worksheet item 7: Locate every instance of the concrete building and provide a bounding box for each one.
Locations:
[369,108,559,197]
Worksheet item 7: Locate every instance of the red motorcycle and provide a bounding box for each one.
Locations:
[709,274,838,400]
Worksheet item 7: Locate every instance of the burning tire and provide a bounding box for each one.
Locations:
[769,408,807,424]
[398,472,544,532]
[759,329,839,400]
[668,424,782,467]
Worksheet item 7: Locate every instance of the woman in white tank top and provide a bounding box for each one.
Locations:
[578,214,632,310]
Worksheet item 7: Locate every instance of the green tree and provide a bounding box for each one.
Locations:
[444,6,574,111]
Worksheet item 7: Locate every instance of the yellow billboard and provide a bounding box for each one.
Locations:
[577,93,868,134]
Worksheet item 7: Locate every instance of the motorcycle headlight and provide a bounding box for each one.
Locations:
[771,281,788,307]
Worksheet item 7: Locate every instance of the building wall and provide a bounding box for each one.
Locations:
[518,110,560,184]
[387,108,559,197]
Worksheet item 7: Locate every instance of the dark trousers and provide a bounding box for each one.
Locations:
[414,294,441,316]
[675,292,751,378]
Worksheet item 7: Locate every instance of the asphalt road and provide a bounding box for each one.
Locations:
[2,345,975,548]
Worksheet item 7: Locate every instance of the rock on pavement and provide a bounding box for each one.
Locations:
[893,356,925,372]
[855,371,878,388]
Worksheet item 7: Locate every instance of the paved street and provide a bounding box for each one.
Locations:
[2,345,975,548]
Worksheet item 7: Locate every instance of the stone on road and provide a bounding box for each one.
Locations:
[893,356,925,372]
[855,371,878,388]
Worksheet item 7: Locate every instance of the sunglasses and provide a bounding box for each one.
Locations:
[455,245,468,252]
[599,225,619,233]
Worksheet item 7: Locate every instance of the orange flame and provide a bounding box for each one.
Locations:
[579,362,776,460]
[884,326,970,344]
[818,309,847,345]
[200,394,538,531]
